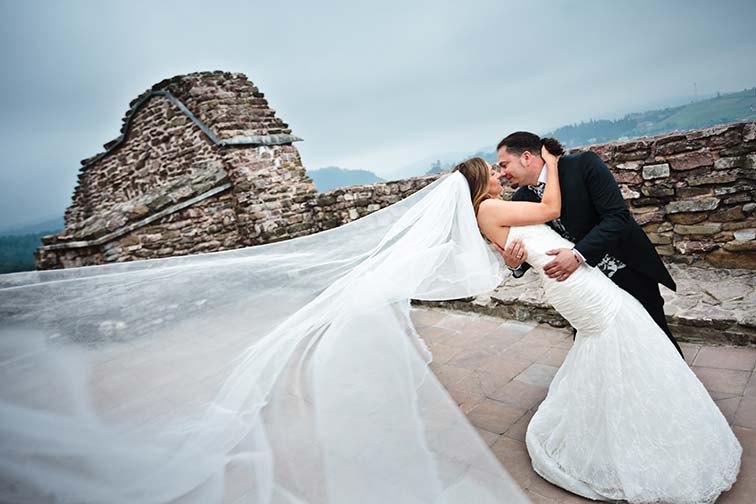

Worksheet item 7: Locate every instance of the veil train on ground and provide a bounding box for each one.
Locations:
[0,173,530,503]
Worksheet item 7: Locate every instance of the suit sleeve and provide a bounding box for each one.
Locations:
[573,152,632,266]
[509,188,537,277]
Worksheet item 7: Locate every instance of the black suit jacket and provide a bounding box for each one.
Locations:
[512,151,676,291]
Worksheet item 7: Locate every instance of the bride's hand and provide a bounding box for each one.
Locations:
[541,145,559,167]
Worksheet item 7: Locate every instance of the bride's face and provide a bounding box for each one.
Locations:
[487,165,503,196]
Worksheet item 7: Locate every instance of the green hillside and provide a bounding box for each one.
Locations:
[427,86,756,174]
[552,87,756,147]
[0,217,64,273]
[0,216,64,237]
[639,90,756,135]
[0,232,52,274]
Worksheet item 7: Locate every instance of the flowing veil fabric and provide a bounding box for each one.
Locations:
[0,172,528,504]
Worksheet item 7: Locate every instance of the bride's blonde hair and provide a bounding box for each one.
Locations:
[451,157,492,215]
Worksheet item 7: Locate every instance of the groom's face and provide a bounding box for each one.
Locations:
[497,147,539,188]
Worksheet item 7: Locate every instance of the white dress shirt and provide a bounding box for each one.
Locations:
[539,163,586,263]
[538,165,548,184]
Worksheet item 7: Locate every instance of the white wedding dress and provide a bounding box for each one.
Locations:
[506,224,742,504]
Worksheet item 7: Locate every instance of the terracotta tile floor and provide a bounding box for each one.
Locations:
[411,307,756,504]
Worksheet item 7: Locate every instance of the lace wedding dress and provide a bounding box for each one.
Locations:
[506,224,742,504]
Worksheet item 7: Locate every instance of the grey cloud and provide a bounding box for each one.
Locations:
[1,0,755,228]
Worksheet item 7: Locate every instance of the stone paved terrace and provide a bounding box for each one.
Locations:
[410,307,756,504]
[418,264,756,347]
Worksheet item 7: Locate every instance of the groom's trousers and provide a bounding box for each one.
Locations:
[610,267,684,358]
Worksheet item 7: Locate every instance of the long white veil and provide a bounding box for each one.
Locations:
[0,172,528,503]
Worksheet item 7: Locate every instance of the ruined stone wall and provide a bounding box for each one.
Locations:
[314,122,756,269]
[584,121,756,269]
[221,144,315,245]
[65,96,220,227]
[37,73,756,273]
[162,72,292,140]
[46,190,240,267]
[37,71,316,269]
[310,175,441,231]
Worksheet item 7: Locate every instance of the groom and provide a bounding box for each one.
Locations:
[494,132,683,357]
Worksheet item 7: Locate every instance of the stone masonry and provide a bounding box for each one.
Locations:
[309,175,440,231]
[36,71,756,274]
[576,122,756,270]
[312,122,756,270]
[36,71,315,269]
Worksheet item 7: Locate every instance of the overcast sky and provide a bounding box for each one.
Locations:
[1,0,755,229]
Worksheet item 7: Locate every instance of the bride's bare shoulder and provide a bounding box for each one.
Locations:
[477,198,507,218]
[479,198,507,210]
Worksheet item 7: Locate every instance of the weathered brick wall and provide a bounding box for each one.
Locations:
[580,122,755,269]
[36,70,756,273]
[159,72,291,140]
[37,71,316,269]
[66,96,223,227]
[310,175,441,231]
[313,122,756,269]
[221,144,315,245]
[45,190,241,267]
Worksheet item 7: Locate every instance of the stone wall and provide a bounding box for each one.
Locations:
[313,121,756,269]
[310,175,440,231]
[37,71,756,273]
[64,95,221,227]
[221,144,316,245]
[37,71,316,269]
[47,189,241,265]
[581,122,756,269]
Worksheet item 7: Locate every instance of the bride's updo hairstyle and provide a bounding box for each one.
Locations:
[451,157,491,215]
[541,137,565,156]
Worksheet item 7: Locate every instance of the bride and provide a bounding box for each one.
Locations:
[457,142,742,503]
[0,138,741,503]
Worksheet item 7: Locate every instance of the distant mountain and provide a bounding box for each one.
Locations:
[419,86,756,176]
[0,216,64,273]
[425,149,498,175]
[548,87,756,148]
[307,166,385,192]
[382,149,473,181]
[0,233,47,273]
[0,215,64,237]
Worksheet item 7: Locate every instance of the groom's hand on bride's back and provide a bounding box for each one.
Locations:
[492,239,527,269]
[544,248,582,282]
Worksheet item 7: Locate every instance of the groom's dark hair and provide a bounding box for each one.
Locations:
[497,131,542,156]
